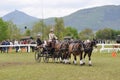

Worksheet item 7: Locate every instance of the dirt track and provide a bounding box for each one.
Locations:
[0,62,35,68]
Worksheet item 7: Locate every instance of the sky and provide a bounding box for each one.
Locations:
[0,0,120,19]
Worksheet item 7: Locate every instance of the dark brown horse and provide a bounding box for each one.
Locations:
[58,41,70,63]
[45,40,60,61]
[83,39,97,66]
[46,40,67,62]
[68,40,84,65]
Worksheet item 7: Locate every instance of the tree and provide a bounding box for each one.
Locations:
[7,21,21,40]
[79,28,94,40]
[0,18,9,41]
[54,18,65,40]
[96,28,115,40]
[32,20,47,40]
[25,29,31,36]
[64,27,78,39]
[116,30,120,36]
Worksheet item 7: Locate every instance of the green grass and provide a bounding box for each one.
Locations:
[0,52,120,80]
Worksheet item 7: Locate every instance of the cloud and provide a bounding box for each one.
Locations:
[0,0,120,18]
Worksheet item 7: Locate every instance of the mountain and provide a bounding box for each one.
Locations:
[63,5,120,31]
[2,5,120,31]
[2,10,39,30]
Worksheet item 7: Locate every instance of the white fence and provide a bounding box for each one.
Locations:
[0,44,37,52]
[0,43,120,53]
[97,44,120,53]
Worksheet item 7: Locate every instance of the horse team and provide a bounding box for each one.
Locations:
[37,39,97,66]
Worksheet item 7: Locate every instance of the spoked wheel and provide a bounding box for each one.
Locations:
[35,49,42,63]
[43,52,49,63]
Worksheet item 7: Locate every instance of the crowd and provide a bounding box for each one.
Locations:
[0,39,36,53]
[0,28,60,53]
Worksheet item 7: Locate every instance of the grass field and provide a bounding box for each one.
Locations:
[0,52,120,80]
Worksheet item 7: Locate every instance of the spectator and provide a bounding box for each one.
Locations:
[5,40,10,53]
[14,40,19,53]
[30,39,36,52]
[1,40,6,53]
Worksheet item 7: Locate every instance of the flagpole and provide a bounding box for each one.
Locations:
[41,0,44,40]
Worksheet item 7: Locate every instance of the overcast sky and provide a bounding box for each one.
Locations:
[0,0,120,18]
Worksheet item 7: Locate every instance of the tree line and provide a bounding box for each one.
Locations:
[0,18,120,41]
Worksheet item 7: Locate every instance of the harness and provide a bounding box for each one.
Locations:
[84,42,93,52]
[72,43,78,51]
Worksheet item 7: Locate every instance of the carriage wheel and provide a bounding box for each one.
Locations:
[43,52,49,63]
[35,50,42,63]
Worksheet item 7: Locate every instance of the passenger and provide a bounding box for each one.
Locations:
[36,34,42,48]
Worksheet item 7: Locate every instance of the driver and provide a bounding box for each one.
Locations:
[48,29,57,41]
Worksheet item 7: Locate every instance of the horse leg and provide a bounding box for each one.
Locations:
[52,53,56,63]
[88,52,92,66]
[63,51,68,64]
[52,51,57,63]
[55,52,60,63]
[73,54,77,64]
[56,52,59,63]
[64,51,71,64]
[80,52,84,65]
[66,52,71,64]
[64,53,68,64]
[59,51,63,63]
[82,52,87,64]
[60,51,65,63]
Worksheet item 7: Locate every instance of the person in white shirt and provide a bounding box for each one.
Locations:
[48,29,58,53]
[14,40,19,52]
[48,29,57,41]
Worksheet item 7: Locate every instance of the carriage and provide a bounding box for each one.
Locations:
[34,38,97,66]
[35,44,55,63]
[34,40,62,63]
[34,36,71,63]
[34,38,71,63]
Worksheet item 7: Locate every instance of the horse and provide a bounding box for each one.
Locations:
[53,41,63,62]
[68,40,84,65]
[46,39,70,63]
[45,39,63,62]
[58,41,70,63]
[46,39,71,64]
[83,39,97,66]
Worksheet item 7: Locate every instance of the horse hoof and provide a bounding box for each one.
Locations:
[55,62,58,63]
[80,63,85,66]
[73,62,77,65]
[60,61,62,63]
[73,61,74,63]
[73,62,76,64]
[62,62,65,64]
[68,62,71,64]
[83,62,85,65]
[80,64,84,66]
[89,64,92,66]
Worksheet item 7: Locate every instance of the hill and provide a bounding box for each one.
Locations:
[63,5,120,31]
[2,10,39,30]
[2,5,120,31]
